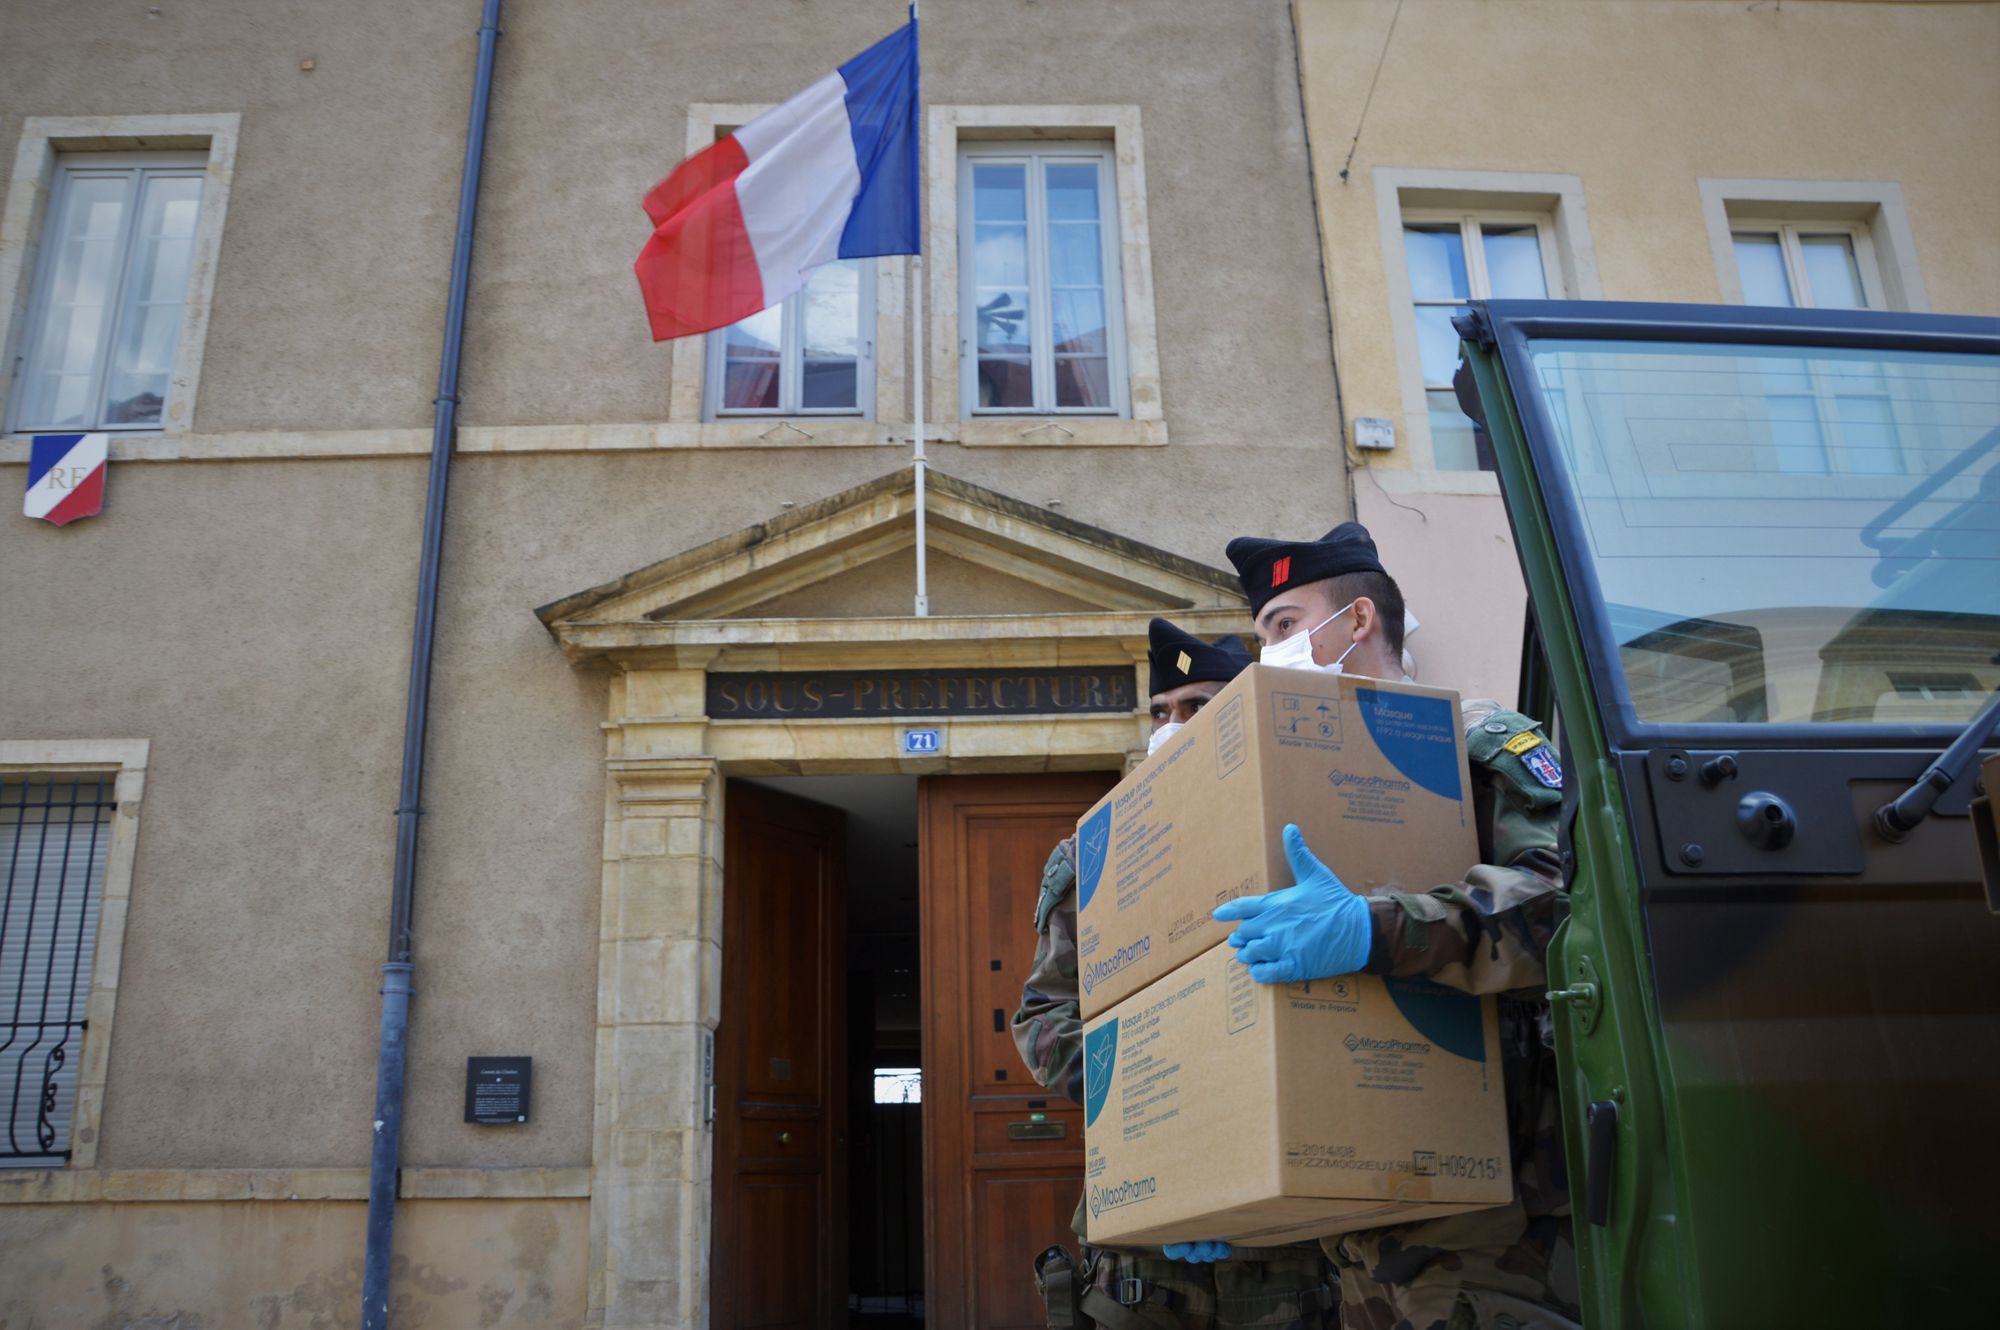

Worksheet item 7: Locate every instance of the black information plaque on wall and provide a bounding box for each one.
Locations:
[705,666,1138,720]
[465,1056,532,1125]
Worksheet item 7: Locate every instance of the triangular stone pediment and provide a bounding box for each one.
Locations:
[536,466,1245,633]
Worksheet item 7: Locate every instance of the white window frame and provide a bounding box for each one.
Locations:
[1401,207,1562,377]
[1374,169,1600,484]
[925,105,1164,448]
[701,263,878,421]
[956,142,1130,419]
[1725,219,1887,310]
[668,105,905,444]
[0,115,239,439]
[1401,209,1561,474]
[7,152,209,435]
[0,739,148,1171]
[1699,179,1929,313]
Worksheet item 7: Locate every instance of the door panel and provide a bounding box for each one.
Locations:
[1462,301,2000,1327]
[920,772,1118,1329]
[737,1179,820,1325]
[715,782,847,1330]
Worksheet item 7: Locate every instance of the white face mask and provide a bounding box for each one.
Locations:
[1146,720,1185,757]
[1259,601,1359,673]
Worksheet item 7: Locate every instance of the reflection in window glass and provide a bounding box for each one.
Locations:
[1414,305,1466,386]
[972,162,1031,394]
[962,151,1123,415]
[104,175,202,426]
[14,162,204,432]
[1525,338,2000,726]
[722,305,782,411]
[1405,217,1549,471]
[1876,673,1984,723]
[1732,227,1874,311]
[1732,233,1793,307]
[1482,225,1547,300]
[1834,394,1901,475]
[873,1067,922,1104]
[711,259,871,416]
[1404,225,1469,301]
[1047,163,1110,408]
[1798,234,1867,310]
[1767,395,1829,475]
[1427,389,1481,471]
[800,262,861,409]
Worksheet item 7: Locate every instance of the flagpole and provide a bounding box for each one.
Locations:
[911,0,928,617]
[913,264,929,617]
[913,279,929,616]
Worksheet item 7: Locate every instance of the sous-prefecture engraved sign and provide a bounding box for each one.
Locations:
[706,667,1137,719]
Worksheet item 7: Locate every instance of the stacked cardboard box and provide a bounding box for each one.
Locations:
[1076,664,1514,1245]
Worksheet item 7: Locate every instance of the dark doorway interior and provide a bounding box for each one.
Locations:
[746,776,925,1327]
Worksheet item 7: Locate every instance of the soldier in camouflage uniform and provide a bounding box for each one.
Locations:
[1015,618,1341,1330]
[1218,525,1578,1330]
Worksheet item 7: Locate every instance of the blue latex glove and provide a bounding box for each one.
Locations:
[1162,1240,1233,1263]
[1212,823,1371,984]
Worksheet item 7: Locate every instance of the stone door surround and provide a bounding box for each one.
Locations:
[540,467,1248,1327]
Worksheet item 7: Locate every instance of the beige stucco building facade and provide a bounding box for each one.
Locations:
[6,1,1996,1324]
[0,1,1341,1325]
[1294,0,2000,705]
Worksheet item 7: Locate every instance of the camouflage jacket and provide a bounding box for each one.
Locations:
[1014,833,1087,1106]
[1362,699,1565,1008]
[1332,699,1574,1317]
[1009,700,1571,1268]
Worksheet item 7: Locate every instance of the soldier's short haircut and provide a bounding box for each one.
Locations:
[1320,569,1406,657]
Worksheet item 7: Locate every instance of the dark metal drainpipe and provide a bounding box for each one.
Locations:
[361,1,503,1323]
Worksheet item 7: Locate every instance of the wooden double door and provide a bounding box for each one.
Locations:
[711,772,1116,1329]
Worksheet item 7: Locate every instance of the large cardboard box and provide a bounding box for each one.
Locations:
[1080,943,1513,1245]
[1075,666,1476,1017]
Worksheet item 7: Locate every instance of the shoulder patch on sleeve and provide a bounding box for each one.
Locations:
[1465,709,1561,811]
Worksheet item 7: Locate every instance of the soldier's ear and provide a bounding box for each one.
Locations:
[1350,596,1381,641]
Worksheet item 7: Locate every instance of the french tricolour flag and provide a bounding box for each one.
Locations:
[24,433,109,527]
[634,18,919,342]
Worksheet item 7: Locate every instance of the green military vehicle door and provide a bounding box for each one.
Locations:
[1454,300,1999,1328]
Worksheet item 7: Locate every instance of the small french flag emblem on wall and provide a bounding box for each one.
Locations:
[24,433,109,526]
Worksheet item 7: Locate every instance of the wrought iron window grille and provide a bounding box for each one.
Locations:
[1,776,114,1166]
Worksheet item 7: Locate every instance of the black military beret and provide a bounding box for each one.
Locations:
[1147,618,1253,697]
[1224,522,1385,619]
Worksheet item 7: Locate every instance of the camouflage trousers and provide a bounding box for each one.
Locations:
[1052,1243,1340,1330]
[1323,1203,1580,1330]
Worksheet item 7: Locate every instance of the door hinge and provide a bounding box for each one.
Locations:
[1547,953,1602,1036]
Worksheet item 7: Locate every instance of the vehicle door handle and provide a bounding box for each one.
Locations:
[1585,1099,1618,1226]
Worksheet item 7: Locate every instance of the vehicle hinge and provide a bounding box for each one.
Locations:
[1450,305,1496,349]
[1547,953,1602,1036]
